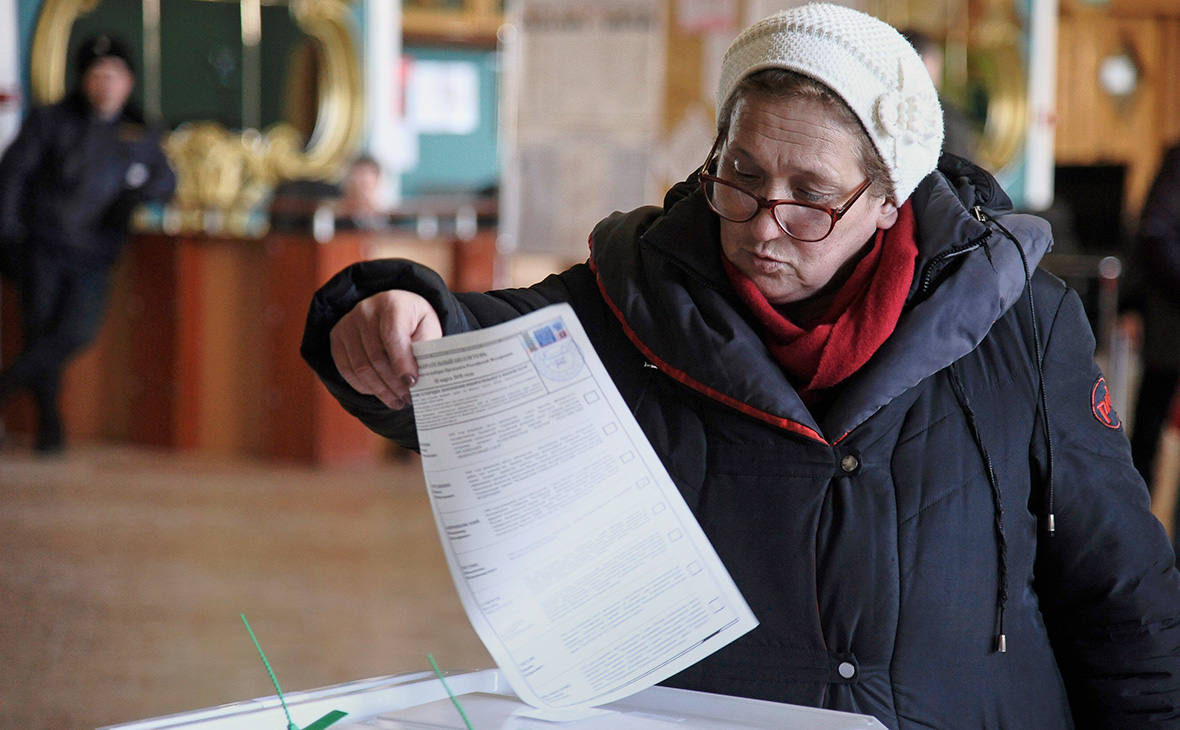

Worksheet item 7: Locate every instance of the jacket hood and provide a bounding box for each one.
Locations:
[590,156,1053,442]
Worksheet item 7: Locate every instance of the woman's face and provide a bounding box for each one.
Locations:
[718,93,898,309]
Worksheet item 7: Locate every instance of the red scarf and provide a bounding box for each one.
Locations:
[723,202,917,404]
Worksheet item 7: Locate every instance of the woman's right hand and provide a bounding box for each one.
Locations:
[329,290,442,410]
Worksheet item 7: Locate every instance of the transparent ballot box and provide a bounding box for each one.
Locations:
[98,669,887,730]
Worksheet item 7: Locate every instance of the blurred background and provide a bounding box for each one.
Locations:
[1,0,1178,727]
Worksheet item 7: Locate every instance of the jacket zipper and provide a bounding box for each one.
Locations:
[917,227,994,293]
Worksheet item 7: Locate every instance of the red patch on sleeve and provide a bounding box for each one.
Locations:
[1091,376,1121,429]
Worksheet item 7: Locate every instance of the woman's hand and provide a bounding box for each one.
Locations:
[329,290,442,410]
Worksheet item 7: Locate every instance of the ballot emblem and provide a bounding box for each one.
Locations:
[523,318,584,382]
[1091,376,1121,429]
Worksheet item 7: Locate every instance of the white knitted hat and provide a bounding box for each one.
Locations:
[716,3,943,203]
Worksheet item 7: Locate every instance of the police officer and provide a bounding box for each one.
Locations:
[0,35,176,452]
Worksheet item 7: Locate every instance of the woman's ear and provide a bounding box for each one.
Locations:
[876,200,899,230]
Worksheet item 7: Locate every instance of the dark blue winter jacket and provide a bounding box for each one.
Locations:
[0,91,176,269]
[302,158,1180,729]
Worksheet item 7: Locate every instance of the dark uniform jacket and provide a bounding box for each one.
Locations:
[0,91,176,271]
[302,158,1180,729]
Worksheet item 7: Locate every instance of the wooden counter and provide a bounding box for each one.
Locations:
[0,228,499,463]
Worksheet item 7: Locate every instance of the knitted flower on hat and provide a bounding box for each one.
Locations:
[715,3,944,203]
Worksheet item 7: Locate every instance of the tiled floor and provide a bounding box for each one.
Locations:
[0,443,492,730]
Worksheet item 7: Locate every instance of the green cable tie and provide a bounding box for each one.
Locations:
[240,614,348,730]
[302,710,348,730]
[428,653,475,730]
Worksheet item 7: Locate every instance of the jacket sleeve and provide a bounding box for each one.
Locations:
[102,124,177,230]
[129,125,177,204]
[1138,146,1180,308]
[1030,283,1180,728]
[300,257,590,449]
[0,106,51,245]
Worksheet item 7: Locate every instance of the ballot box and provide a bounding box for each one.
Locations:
[98,668,887,730]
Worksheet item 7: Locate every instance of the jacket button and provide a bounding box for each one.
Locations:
[840,455,859,472]
[838,662,856,679]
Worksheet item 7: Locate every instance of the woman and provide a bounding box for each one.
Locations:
[303,5,1180,728]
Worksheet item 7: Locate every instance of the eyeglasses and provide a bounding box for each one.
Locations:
[698,137,872,243]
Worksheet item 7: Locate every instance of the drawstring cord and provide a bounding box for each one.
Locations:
[973,206,1057,536]
[942,205,1059,654]
[949,362,1009,653]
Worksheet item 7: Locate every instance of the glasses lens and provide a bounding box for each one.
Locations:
[775,204,834,242]
[705,179,758,222]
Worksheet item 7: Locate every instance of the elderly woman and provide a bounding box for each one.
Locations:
[302,5,1180,728]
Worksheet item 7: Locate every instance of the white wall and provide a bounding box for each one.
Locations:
[363,0,402,205]
[0,0,22,152]
[1024,0,1059,211]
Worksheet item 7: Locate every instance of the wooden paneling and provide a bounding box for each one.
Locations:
[1159,20,1180,159]
[450,231,499,292]
[126,234,204,448]
[197,239,269,455]
[1111,0,1180,15]
[1056,6,1180,216]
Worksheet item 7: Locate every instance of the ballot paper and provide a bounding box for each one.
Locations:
[410,304,758,716]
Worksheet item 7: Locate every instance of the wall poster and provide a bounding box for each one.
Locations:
[500,0,667,260]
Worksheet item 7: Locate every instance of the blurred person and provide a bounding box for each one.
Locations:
[0,34,176,452]
[1127,143,1180,540]
[901,28,979,161]
[1149,388,1180,547]
[335,154,389,231]
[303,5,1180,728]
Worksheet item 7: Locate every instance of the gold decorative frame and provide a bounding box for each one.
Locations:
[967,0,1028,172]
[30,0,364,235]
[872,0,1028,173]
[403,0,502,44]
